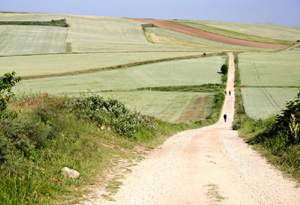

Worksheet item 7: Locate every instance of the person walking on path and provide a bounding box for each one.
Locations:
[229,91,231,95]
[223,113,227,122]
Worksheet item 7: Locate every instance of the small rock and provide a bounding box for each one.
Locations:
[61,167,80,179]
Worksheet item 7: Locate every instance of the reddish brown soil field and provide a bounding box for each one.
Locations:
[129,18,287,49]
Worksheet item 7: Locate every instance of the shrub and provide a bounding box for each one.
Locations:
[73,94,157,138]
[252,92,300,148]
[221,64,228,75]
[0,72,21,112]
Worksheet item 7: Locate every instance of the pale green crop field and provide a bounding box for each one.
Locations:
[200,21,300,42]
[0,25,67,56]
[67,16,204,52]
[0,13,204,54]
[98,91,214,122]
[170,20,294,44]
[1,52,206,77]
[15,56,224,94]
[66,16,149,45]
[241,88,299,119]
[145,27,269,51]
[0,13,66,21]
[239,51,300,86]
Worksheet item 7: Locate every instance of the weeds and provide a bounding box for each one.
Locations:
[1,92,214,204]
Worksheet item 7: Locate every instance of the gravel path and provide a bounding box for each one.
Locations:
[83,53,300,204]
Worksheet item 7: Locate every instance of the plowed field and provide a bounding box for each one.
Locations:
[129,18,287,49]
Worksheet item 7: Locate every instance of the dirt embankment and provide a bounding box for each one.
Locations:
[129,18,288,50]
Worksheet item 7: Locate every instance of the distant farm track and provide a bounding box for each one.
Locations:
[129,18,288,49]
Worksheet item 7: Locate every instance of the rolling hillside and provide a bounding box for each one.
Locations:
[1,12,299,121]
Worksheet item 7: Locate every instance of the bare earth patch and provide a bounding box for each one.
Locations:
[177,95,212,122]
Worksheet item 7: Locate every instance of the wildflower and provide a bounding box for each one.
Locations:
[49,178,58,182]
[18,178,23,181]
[58,111,62,114]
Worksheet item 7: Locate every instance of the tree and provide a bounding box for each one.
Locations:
[221,64,228,75]
[0,72,21,112]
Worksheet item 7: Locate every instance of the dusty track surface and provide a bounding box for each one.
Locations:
[283,42,300,51]
[129,18,287,50]
[83,53,300,204]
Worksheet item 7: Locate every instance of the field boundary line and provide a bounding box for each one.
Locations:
[280,42,300,52]
[22,52,224,80]
[0,50,209,58]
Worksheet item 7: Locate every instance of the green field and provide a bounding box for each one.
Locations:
[2,12,299,122]
[241,88,299,119]
[0,12,66,21]
[0,25,68,56]
[98,91,214,122]
[67,16,205,53]
[239,51,300,86]
[145,27,269,51]
[239,50,300,119]
[198,21,300,42]
[15,56,224,94]
[170,20,295,44]
[66,16,149,46]
[0,52,207,77]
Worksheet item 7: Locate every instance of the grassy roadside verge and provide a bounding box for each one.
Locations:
[233,53,300,182]
[0,88,224,204]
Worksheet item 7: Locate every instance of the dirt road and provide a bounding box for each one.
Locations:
[128,18,287,50]
[84,53,300,204]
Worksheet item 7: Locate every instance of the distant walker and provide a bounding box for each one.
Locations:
[223,114,227,122]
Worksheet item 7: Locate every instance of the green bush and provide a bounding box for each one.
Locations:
[221,64,228,75]
[251,92,300,148]
[73,94,157,138]
[0,72,21,112]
